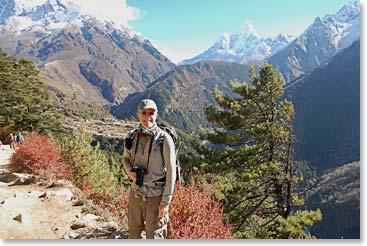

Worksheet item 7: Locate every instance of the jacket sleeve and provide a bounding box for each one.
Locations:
[160,134,176,207]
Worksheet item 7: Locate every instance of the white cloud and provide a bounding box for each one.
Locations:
[14,0,142,26]
[149,39,203,64]
[72,0,142,26]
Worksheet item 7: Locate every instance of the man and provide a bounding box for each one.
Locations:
[123,99,176,239]
[16,132,24,146]
[9,133,15,150]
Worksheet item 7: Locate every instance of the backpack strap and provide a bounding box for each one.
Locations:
[158,131,180,183]
[152,132,168,185]
[124,129,137,149]
[158,131,167,166]
[125,129,138,165]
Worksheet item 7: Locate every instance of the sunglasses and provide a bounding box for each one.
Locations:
[141,111,155,116]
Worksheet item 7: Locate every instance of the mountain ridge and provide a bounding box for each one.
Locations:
[180,20,294,65]
[268,1,359,83]
[285,39,360,172]
[179,2,359,85]
[111,61,251,132]
[0,0,175,113]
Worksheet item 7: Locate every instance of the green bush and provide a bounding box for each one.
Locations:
[54,126,119,195]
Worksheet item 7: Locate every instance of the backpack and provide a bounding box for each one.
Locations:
[158,123,181,183]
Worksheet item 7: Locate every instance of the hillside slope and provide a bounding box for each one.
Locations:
[285,40,360,172]
[306,162,360,239]
[0,1,175,113]
[268,2,359,83]
[112,61,251,132]
[0,145,127,239]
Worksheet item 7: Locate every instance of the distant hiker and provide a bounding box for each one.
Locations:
[16,132,24,146]
[9,133,16,149]
[123,99,177,239]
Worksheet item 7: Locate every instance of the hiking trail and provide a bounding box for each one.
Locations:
[0,145,127,239]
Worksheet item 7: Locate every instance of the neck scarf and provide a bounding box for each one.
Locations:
[138,123,156,137]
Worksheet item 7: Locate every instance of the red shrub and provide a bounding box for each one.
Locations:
[10,131,72,179]
[82,184,130,225]
[169,177,233,239]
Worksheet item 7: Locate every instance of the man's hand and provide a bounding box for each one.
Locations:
[159,204,169,218]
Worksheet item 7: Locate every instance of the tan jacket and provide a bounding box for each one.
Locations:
[122,125,176,207]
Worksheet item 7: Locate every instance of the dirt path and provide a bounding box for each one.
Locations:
[0,145,126,239]
[0,145,13,166]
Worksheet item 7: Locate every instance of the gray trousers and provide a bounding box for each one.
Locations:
[128,190,168,239]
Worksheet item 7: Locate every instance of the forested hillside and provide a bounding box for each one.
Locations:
[285,40,360,172]
[111,61,251,132]
[306,162,360,239]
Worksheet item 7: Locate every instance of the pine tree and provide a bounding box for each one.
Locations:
[55,125,119,194]
[198,63,321,238]
[0,49,63,134]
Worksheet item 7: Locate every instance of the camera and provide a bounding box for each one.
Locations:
[131,167,148,186]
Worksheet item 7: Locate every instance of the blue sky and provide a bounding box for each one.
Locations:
[125,0,356,63]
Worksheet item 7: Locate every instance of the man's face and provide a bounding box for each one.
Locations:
[137,108,157,129]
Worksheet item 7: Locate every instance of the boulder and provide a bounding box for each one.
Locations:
[7,173,36,186]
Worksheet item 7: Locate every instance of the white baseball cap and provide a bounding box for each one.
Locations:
[137,99,158,111]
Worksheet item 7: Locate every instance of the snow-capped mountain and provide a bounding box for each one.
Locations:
[0,0,135,36]
[0,0,175,111]
[268,1,360,83]
[312,1,360,50]
[1,0,77,31]
[180,20,295,65]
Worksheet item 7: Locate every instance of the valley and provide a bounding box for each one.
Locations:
[0,0,361,239]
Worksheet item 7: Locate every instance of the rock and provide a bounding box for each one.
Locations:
[46,188,73,201]
[110,229,129,239]
[37,180,48,186]
[8,173,36,186]
[46,180,68,188]
[63,230,79,239]
[38,192,47,198]
[0,171,16,183]
[70,222,87,230]
[56,188,74,201]
[46,181,57,188]
[65,219,125,239]
[81,214,100,225]
[72,200,83,206]
[13,213,22,223]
